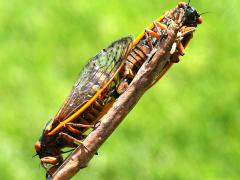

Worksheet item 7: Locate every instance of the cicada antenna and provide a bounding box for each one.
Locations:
[61,148,74,154]
[32,153,38,158]
[200,12,209,16]
[187,0,191,5]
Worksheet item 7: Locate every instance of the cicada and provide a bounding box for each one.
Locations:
[34,36,133,175]
[117,2,202,94]
[35,1,202,176]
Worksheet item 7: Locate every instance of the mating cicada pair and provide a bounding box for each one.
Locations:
[34,2,202,176]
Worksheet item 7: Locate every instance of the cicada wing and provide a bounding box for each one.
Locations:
[53,36,133,125]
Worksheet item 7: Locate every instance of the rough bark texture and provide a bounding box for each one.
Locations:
[51,26,178,180]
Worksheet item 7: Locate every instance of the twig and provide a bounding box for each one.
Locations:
[51,26,178,180]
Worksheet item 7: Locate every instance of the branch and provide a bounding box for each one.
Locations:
[51,26,178,180]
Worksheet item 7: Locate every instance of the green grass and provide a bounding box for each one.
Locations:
[0,0,239,179]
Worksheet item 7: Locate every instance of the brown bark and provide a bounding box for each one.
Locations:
[51,26,178,180]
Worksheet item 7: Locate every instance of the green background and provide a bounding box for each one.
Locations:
[0,0,239,179]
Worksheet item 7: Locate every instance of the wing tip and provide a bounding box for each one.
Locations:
[109,35,134,48]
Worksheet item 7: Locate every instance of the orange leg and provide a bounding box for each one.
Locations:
[180,26,195,36]
[153,21,161,35]
[144,20,168,50]
[181,26,195,32]
[155,21,167,30]
[144,30,154,49]
[66,122,95,128]
[41,156,59,165]
[177,42,185,56]
[59,132,83,146]
[40,155,63,175]
[65,124,82,134]
[145,28,161,39]
[59,132,90,152]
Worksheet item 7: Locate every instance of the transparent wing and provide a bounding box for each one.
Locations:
[53,36,133,123]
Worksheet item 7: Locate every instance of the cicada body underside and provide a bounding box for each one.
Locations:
[117,2,202,94]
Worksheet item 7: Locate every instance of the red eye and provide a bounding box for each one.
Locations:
[34,141,41,152]
[198,16,203,24]
[178,2,187,8]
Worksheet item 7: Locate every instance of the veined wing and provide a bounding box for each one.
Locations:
[47,36,133,132]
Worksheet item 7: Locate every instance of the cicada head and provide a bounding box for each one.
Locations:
[178,2,202,27]
[34,138,62,167]
[34,119,63,168]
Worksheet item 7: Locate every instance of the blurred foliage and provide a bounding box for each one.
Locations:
[0,0,239,179]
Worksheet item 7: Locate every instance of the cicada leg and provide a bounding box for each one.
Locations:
[41,156,63,179]
[59,132,91,151]
[177,42,185,56]
[175,26,195,55]
[65,124,82,134]
[59,132,99,155]
[40,156,61,165]
[144,20,168,49]
[116,78,129,95]
[154,21,167,30]
[149,25,195,88]
[59,132,84,146]
[66,122,95,129]
[144,29,154,49]
[180,26,195,37]
[69,121,101,131]
[145,28,161,40]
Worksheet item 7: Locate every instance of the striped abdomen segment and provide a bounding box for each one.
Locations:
[117,16,168,94]
[124,44,151,80]
[65,98,110,136]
